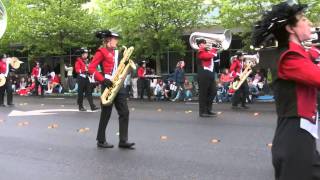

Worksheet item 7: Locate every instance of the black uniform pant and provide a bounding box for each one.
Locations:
[138,78,150,99]
[97,86,129,143]
[0,78,13,105]
[198,69,216,114]
[77,76,94,109]
[232,80,249,107]
[35,78,45,96]
[272,117,320,180]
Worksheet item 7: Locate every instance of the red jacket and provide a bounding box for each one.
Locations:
[74,57,87,74]
[197,47,217,68]
[308,46,320,61]
[88,47,115,82]
[229,58,243,77]
[0,61,6,74]
[275,41,320,123]
[137,67,145,78]
[31,66,40,78]
[52,75,60,84]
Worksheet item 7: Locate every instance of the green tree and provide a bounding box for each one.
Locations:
[96,0,216,74]
[217,0,320,49]
[1,0,100,84]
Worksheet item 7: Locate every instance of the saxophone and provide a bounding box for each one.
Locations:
[0,57,24,87]
[231,53,259,90]
[100,46,136,105]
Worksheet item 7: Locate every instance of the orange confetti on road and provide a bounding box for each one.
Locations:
[184,110,193,114]
[18,121,30,127]
[160,135,168,141]
[267,143,273,148]
[77,127,90,133]
[157,108,163,112]
[48,123,59,129]
[211,139,220,144]
[217,111,222,115]
[254,112,260,116]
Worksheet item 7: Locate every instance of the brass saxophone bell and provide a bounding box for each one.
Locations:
[0,75,5,87]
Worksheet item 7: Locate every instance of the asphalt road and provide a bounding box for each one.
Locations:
[0,95,285,180]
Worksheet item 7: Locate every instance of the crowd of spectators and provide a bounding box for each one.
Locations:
[9,59,273,104]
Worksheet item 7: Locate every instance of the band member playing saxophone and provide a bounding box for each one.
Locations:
[88,30,135,149]
[252,1,320,179]
[0,55,13,107]
[230,51,249,109]
[75,48,98,112]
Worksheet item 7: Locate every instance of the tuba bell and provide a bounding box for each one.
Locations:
[0,0,7,39]
[189,29,232,50]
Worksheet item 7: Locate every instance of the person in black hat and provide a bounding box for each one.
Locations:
[230,50,249,109]
[196,38,218,117]
[88,30,135,149]
[252,1,320,179]
[74,47,98,112]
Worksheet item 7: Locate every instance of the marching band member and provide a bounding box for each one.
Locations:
[88,30,135,149]
[75,48,98,112]
[137,61,150,100]
[252,1,320,179]
[31,61,44,96]
[229,51,249,109]
[0,55,13,107]
[196,39,217,117]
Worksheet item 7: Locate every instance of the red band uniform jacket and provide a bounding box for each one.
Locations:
[197,47,218,71]
[275,42,320,123]
[88,48,115,82]
[230,58,243,78]
[75,57,87,75]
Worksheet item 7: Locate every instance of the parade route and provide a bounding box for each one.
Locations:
[0,96,281,180]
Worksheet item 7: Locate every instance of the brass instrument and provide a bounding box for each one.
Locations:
[0,57,24,87]
[189,30,232,50]
[303,28,320,48]
[0,0,7,39]
[100,46,136,105]
[231,53,260,90]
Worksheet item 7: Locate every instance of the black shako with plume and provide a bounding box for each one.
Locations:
[251,0,307,48]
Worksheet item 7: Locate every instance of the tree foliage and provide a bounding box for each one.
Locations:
[95,0,216,73]
[217,0,320,49]
[1,0,100,56]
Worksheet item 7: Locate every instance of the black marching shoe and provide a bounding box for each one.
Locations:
[199,113,213,117]
[91,106,99,111]
[79,106,87,112]
[241,105,249,109]
[118,141,135,149]
[0,104,6,107]
[97,141,114,148]
[231,105,240,110]
[207,111,217,116]
[7,103,14,107]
